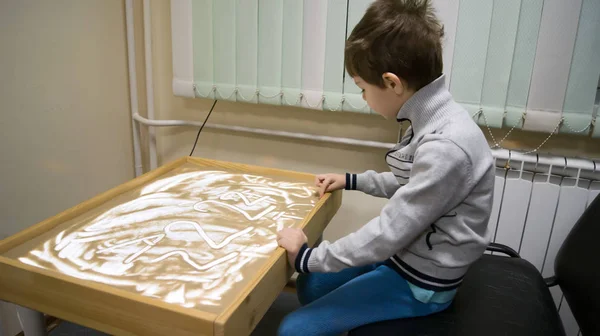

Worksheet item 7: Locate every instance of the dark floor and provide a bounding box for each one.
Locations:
[1,292,301,336]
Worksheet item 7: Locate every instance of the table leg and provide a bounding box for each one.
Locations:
[1,302,22,336]
[15,305,47,336]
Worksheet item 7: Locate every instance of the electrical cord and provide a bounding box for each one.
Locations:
[189,99,218,156]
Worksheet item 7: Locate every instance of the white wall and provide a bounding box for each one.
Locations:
[0,0,135,238]
[0,1,134,333]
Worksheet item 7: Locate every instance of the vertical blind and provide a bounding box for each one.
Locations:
[171,0,600,137]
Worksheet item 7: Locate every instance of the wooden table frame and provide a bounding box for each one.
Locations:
[0,157,342,336]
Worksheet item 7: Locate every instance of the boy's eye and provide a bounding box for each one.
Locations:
[361,89,365,94]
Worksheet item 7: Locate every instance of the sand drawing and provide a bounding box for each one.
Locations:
[194,200,276,221]
[164,221,255,249]
[14,165,317,312]
[95,221,254,268]
[150,251,240,271]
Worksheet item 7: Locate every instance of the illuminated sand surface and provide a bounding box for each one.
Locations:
[6,163,317,313]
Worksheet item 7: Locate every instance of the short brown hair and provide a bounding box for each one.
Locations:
[345,0,444,90]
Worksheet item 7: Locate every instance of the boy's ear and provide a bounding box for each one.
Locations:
[382,72,404,95]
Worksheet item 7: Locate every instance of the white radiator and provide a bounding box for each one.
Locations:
[490,150,600,336]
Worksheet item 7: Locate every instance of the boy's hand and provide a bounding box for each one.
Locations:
[277,228,308,268]
[315,173,345,198]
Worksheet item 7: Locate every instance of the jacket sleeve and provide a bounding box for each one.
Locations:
[295,138,475,273]
[345,171,401,199]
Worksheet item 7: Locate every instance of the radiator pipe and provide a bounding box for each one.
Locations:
[125,0,143,177]
[132,113,597,173]
[143,0,158,170]
[132,113,396,149]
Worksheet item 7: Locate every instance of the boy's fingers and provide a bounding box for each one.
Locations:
[277,229,288,240]
[319,178,331,197]
[277,232,288,247]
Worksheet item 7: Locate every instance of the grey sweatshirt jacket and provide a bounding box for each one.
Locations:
[295,75,495,291]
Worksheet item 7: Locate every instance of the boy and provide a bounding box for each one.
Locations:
[277,0,494,335]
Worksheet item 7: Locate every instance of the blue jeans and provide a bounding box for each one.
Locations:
[277,263,451,336]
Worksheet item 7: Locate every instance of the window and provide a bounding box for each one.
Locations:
[171,0,600,137]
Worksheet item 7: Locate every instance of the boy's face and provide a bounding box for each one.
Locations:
[353,74,414,120]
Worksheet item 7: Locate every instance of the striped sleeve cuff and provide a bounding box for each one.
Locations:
[294,243,313,273]
[345,173,357,190]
